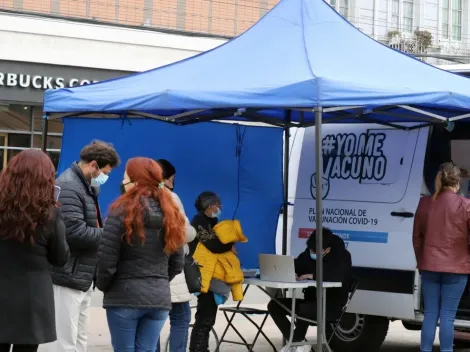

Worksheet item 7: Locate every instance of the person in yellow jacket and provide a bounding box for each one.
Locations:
[193,219,247,301]
[188,192,243,352]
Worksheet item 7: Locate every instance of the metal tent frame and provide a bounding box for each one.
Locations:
[42,104,453,351]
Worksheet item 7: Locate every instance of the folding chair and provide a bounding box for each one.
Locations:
[215,285,277,352]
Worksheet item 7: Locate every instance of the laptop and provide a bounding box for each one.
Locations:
[259,254,297,283]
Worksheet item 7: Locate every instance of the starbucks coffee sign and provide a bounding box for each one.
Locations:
[0,60,132,103]
[0,72,99,90]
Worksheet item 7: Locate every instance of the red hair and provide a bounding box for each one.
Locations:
[0,149,56,244]
[110,157,185,254]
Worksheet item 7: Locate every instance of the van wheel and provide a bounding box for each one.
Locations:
[326,314,389,352]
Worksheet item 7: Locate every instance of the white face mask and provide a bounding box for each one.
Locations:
[93,171,109,186]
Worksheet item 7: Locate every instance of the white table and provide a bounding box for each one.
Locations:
[244,278,342,352]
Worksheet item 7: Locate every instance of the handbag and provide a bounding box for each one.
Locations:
[184,254,202,293]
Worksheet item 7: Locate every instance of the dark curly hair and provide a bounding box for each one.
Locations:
[156,159,176,179]
[307,228,335,252]
[0,149,56,244]
[80,140,120,169]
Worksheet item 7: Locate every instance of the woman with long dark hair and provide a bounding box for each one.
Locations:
[414,162,470,352]
[0,150,70,352]
[97,157,186,352]
[154,159,196,352]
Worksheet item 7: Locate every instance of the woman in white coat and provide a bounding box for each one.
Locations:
[156,160,196,352]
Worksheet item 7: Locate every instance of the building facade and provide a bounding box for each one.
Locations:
[0,0,468,170]
[325,0,470,62]
[2,0,468,60]
[0,10,226,168]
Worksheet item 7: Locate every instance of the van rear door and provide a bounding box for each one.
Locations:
[290,124,429,271]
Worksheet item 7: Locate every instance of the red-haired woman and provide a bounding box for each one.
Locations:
[97,157,186,352]
[0,150,70,352]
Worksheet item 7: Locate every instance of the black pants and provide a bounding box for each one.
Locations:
[0,345,38,352]
[189,292,218,352]
[267,298,317,342]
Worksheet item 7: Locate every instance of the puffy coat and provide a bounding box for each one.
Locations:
[169,192,196,303]
[96,196,185,310]
[51,162,103,292]
[193,220,247,301]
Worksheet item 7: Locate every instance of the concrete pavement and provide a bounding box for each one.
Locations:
[87,290,470,352]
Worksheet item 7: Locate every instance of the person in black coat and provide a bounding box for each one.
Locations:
[49,141,120,352]
[97,157,186,352]
[189,191,234,352]
[267,228,352,352]
[0,150,70,352]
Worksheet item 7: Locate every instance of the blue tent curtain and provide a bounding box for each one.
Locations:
[58,118,284,268]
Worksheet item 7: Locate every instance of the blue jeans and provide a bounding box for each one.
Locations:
[156,302,192,352]
[107,307,170,352]
[420,271,468,352]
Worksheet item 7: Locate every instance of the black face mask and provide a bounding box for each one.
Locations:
[119,183,126,195]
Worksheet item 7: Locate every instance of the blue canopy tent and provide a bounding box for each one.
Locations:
[42,0,470,348]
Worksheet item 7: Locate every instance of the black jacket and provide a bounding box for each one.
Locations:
[295,235,352,320]
[96,197,185,310]
[50,162,103,292]
[0,207,70,344]
[189,212,233,255]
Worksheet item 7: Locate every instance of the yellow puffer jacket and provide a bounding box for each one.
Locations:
[193,220,248,301]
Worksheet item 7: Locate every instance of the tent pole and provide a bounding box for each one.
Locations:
[282,110,291,255]
[41,115,49,153]
[314,106,324,352]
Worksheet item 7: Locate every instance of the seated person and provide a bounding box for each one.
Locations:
[267,228,352,352]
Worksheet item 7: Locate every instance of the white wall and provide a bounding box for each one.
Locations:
[0,12,228,72]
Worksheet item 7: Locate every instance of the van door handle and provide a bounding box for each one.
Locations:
[391,211,414,218]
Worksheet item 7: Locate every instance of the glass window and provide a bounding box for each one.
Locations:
[339,0,348,17]
[33,106,63,134]
[48,151,60,170]
[0,104,31,132]
[33,135,62,150]
[391,0,399,30]
[402,0,413,32]
[452,0,462,41]
[8,134,31,148]
[442,0,449,39]
[330,0,337,7]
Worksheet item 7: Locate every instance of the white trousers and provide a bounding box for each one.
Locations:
[40,285,93,352]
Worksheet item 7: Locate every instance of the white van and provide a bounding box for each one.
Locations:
[280,123,470,351]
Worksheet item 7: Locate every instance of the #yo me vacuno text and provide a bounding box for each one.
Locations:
[308,207,378,226]
[322,132,387,180]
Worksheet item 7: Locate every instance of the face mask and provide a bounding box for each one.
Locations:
[93,172,109,186]
[119,183,126,195]
[211,208,222,219]
[311,251,327,260]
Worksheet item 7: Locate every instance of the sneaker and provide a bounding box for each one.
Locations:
[279,346,298,352]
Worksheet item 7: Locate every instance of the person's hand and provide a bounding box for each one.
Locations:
[297,274,313,281]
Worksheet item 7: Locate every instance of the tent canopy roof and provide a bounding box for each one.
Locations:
[43,0,470,126]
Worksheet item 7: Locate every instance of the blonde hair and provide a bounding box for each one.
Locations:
[433,162,461,200]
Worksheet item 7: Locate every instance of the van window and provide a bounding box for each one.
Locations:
[295,126,421,204]
[360,129,413,186]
